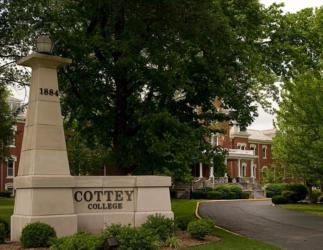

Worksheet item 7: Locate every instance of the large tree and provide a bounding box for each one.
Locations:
[273,72,323,188]
[270,7,323,188]
[0,84,14,157]
[0,0,282,180]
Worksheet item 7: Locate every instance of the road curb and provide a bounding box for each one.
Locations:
[194,199,271,237]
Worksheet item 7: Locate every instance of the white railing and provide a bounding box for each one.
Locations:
[229,149,255,156]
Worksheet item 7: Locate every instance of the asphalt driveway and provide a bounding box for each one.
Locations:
[199,200,323,250]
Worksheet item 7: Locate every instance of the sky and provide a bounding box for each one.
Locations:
[10,0,323,130]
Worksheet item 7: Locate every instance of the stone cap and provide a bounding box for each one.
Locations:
[14,175,172,189]
[17,53,72,68]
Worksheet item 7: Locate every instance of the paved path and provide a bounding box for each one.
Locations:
[199,200,323,250]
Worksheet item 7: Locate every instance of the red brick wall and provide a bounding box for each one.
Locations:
[0,121,24,191]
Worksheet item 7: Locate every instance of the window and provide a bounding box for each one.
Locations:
[250,144,257,155]
[6,157,16,178]
[237,143,246,150]
[262,145,267,159]
[9,125,17,147]
[240,163,247,177]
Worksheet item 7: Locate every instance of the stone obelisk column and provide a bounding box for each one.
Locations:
[11,45,77,240]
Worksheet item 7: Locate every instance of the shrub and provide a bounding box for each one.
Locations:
[141,214,174,241]
[191,191,207,199]
[281,190,297,203]
[175,216,191,231]
[318,195,323,203]
[214,184,243,199]
[0,223,5,244]
[287,184,307,201]
[241,191,250,199]
[0,218,9,236]
[49,232,101,250]
[187,219,214,240]
[102,224,159,250]
[0,192,11,198]
[265,183,287,198]
[272,195,288,205]
[206,191,222,200]
[309,190,321,203]
[170,189,176,199]
[165,236,181,249]
[20,222,56,248]
[229,185,243,198]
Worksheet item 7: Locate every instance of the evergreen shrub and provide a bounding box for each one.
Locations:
[49,232,101,250]
[20,222,56,248]
[187,219,214,240]
[141,214,174,241]
[0,192,11,198]
[0,223,5,244]
[102,224,159,250]
[0,218,9,236]
[281,190,297,203]
[265,183,288,198]
[272,195,288,204]
[175,216,191,231]
[241,191,250,199]
[287,184,307,201]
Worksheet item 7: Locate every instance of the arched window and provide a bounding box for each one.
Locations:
[240,163,247,177]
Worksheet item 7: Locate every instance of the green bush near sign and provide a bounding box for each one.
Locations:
[20,222,57,248]
[50,232,102,250]
[187,219,215,240]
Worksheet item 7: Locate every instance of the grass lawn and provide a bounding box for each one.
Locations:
[280,204,323,216]
[172,199,282,250]
[1,197,281,249]
[0,197,14,225]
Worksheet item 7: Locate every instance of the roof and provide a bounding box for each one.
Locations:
[247,129,276,142]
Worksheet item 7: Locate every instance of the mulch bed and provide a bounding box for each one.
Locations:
[161,231,220,249]
[0,241,47,250]
[0,231,219,249]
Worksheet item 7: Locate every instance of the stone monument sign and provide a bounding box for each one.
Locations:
[11,38,173,241]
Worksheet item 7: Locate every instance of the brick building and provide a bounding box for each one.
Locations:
[0,97,25,193]
[193,124,275,184]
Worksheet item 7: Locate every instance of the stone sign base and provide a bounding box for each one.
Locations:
[11,176,173,241]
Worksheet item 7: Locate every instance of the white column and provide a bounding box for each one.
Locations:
[209,166,214,178]
[251,161,254,177]
[237,159,241,177]
[199,162,203,178]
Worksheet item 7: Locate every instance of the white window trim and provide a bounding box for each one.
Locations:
[5,156,17,179]
[8,125,17,148]
[262,145,267,159]
[240,162,247,177]
[237,143,247,150]
[250,144,257,155]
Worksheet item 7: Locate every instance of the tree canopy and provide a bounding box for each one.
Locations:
[0,84,14,158]
[0,0,286,180]
[271,8,323,187]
